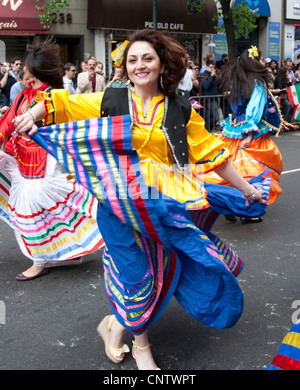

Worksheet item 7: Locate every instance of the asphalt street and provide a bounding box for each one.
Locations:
[0,131,300,373]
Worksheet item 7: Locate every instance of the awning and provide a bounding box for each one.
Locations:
[88,0,218,34]
[235,0,270,17]
[0,0,48,35]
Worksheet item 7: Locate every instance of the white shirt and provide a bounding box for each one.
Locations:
[63,77,76,95]
[178,68,193,92]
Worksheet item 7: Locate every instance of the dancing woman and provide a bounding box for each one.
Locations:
[0,38,103,280]
[206,47,283,221]
[14,30,267,369]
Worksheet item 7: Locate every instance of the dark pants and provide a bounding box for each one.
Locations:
[281,99,293,122]
[0,94,8,108]
[204,98,219,131]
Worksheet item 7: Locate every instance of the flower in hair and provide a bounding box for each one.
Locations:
[111,40,130,67]
[248,45,259,60]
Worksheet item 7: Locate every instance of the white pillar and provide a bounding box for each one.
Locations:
[94,29,106,74]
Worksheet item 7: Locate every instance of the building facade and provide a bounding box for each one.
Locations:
[0,0,299,74]
[0,0,218,75]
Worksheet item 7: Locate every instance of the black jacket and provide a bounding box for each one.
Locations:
[101,88,192,169]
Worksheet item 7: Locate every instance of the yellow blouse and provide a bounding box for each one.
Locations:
[39,89,230,209]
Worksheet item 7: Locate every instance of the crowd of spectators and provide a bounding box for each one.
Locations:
[1,48,300,131]
[0,53,127,118]
[181,52,300,131]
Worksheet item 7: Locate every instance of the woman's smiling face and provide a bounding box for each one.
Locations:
[126,41,164,90]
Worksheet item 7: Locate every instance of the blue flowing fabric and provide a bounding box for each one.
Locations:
[27,115,271,332]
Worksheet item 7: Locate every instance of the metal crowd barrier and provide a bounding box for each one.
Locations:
[189,94,230,133]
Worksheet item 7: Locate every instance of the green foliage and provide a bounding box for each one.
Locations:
[213,0,259,39]
[33,0,69,29]
[185,0,258,39]
[187,0,202,14]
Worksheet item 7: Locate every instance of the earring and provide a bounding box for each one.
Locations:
[125,79,131,86]
[160,74,164,89]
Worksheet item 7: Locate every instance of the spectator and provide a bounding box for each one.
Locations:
[294,61,300,80]
[63,62,76,95]
[80,60,88,73]
[200,53,215,73]
[76,56,105,94]
[216,53,229,70]
[95,61,106,81]
[0,57,21,104]
[264,57,271,66]
[177,68,194,98]
[274,67,293,124]
[285,58,297,84]
[10,70,28,104]
[9,56,22,81]
[200,60,221,131]
[0,62,9,114]
[178,54,194,98]
[105,66,127,89]
[269,59,278,76]
[280,58,286,68]
[266,67,281,95]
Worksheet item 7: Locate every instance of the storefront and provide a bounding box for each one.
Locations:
[0,0,48,62]
[88,0,218,76]
[0,0,91,71]
[213,0,271,61]
[284,0,300,61]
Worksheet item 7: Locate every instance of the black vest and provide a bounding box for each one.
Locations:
[100,88,191,170]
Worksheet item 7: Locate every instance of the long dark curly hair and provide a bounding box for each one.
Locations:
[219,48,271,102]
[24,35,63,89]
[121,29,187,98]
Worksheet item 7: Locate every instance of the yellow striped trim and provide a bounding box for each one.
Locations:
[28,220,97,255]
[0,194,8,208]
[282,331,300,349]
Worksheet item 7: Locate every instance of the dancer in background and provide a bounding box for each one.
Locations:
[14,29,269,369]
[0,37,103,281]
[205,46,283,223]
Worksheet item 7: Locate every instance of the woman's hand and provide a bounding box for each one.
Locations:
[243,185,266,204]
[13,112,39,135]
[240,132,253,149]
[215,160,266,204]
[240,138,251,149]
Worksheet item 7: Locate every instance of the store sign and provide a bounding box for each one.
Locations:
[0,0,47,34]
[88,0,218,34]
[144,22,184,31]
[286,0,300,20]
[268,22,280,63]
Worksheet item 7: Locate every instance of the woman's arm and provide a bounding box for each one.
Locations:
[13,101,45,135]
[215,160,265,203]
[14,90,103,135]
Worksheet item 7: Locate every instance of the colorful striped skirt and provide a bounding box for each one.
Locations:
[267,322,300,370]
[29,114,271,333]
[0,151,104,267]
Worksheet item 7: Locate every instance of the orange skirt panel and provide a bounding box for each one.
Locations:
[205,134,283,205]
